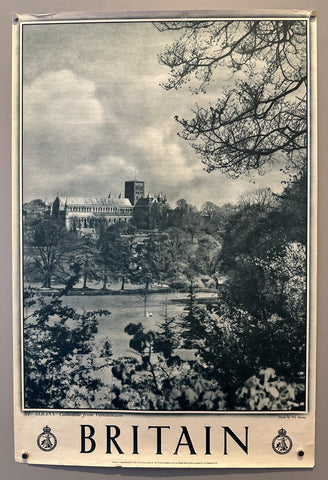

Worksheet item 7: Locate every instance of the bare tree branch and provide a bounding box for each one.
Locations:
[157,20,307,177]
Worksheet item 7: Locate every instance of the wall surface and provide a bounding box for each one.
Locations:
[1,1,327,479]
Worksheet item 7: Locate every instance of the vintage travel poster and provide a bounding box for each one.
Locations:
[12,11,317,468]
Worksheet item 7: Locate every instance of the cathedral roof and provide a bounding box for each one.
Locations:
[135,197,155,206]
[57,196,133,208]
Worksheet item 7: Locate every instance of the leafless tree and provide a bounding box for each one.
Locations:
[156,20,307,178]
[239,188,277,211]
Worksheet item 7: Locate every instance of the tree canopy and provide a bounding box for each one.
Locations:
[156,20,307,177]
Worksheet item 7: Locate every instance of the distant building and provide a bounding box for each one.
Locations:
[52,195,133,234]
[48,179,166,234]
[133,193,168,230]
[125,180,145,206]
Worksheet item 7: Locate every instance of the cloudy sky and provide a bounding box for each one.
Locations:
[22,21,288,208]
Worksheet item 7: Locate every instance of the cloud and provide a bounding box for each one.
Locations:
[22,25,289,208]
[132,125,200,182]
[22,69,111,199]
[24,69,105,134]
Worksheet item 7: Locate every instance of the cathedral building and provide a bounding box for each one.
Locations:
[52,194,133,234]
[50,179,167,235]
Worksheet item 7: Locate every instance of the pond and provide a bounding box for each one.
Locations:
[61,292,216,358]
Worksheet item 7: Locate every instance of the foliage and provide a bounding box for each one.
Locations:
[24,289,113,408]
[219,182,307,316]
[111,320,226,410]
[98,224,136,290]
[235,368,305,410]
[134,235,172,288]
[175,296,306,409]
[68,235,102,289]
[178,282,211,348]
[23,187,307,411]
[23,178,307,411]
[24,219,70,287]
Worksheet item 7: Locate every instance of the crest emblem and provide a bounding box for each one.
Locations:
[37,426,57,452]
[272,428,293,455]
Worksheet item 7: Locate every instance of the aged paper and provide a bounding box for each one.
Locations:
[12,10,317,467]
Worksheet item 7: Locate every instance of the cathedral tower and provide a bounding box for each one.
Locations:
[124,180,145,206]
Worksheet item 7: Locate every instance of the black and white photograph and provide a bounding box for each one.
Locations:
[12,10,317,468]
[18,15,314,412]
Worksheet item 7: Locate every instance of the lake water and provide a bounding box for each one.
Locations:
[61,292,215,358]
